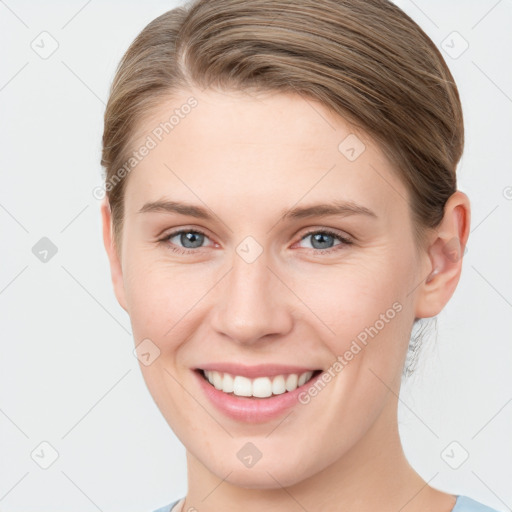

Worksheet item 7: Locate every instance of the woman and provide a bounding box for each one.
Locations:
[100,0,499,510]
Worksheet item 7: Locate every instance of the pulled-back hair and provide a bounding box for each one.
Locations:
[101,0,463,255]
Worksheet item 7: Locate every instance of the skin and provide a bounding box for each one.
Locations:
[101,87,470,512]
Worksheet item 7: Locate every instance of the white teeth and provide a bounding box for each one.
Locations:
[203,370,316,397]
[252,377,273,398]
[298,372,308,386]
[212,371,223,390]
[233,376,252,397]
[272,375,286,395]
[223,373,234,393]
[285,373,298,391]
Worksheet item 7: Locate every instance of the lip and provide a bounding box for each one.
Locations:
[193,368,323,423]
[196,362,320,379]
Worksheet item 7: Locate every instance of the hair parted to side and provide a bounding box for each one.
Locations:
[101,0,464,254]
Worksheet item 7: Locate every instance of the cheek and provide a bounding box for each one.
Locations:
[122,253,214,348]
[122,257,172,335]
[298,260,403,328]
[294,260,412,372]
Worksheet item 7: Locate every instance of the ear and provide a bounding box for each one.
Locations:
[100,197,128,312]
[414,191,471,319]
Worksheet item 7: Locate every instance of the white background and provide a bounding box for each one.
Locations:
[0,1,511,511]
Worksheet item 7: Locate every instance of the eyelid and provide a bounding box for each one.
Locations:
[157,224,212,240]
[159,227,216,250]
[297,226,353,243]
[293,228,353,254]
[159,225,353,255]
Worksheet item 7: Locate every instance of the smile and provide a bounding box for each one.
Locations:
[192,364,325,422]
[199,369,322,398]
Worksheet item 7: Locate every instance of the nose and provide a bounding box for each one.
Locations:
[210,250,293,346]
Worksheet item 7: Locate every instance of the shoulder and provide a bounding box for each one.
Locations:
[150,498,183,512]
[452,495,502,512]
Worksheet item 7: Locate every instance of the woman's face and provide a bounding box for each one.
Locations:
[103,88,432,488]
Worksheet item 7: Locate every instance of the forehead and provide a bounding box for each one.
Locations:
[123,88,408,222]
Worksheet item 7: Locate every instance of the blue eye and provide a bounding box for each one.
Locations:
[298,229,353,254]
[161,229,211,254]
[158,228,352,255]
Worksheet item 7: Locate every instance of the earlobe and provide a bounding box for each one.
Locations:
[415,191,471,319]
[100,197,128,312]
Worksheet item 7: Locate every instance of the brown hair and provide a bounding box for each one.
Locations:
[101,0,463,254]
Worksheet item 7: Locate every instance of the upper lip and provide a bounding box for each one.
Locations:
[196,363,320,379]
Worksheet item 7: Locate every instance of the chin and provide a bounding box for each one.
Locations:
[226,470,300,490]
[207,457,315,490]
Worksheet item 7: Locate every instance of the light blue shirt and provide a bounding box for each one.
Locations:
[151,494,502,512]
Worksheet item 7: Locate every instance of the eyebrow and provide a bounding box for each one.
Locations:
[281,200,377,221]
[137,199,377,221]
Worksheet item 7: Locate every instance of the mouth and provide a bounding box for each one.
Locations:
[195,368,323,399]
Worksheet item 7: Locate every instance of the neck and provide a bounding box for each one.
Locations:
[182,394,455,512]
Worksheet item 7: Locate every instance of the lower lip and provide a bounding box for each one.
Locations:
[193,369,323,423]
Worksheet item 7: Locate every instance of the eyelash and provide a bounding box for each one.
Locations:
[158,228,353,256]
